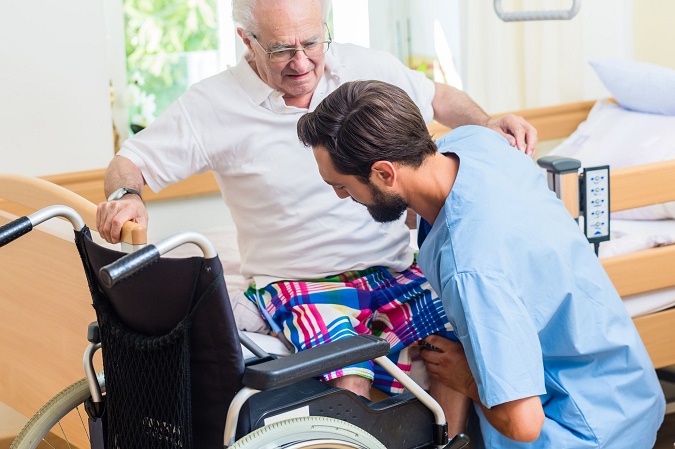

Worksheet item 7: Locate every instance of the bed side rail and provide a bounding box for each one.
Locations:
[610,159,675,212]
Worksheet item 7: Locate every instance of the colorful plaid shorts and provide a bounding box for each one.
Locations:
[245,264,453,394]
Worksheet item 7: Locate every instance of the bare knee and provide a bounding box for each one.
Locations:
[329,375,372,399]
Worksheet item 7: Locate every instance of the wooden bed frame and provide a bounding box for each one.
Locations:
[1,99,673,446]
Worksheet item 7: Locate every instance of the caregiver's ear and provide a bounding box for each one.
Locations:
[370,161,397,187]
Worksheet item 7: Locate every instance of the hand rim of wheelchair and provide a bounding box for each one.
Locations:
[228,415,387,448]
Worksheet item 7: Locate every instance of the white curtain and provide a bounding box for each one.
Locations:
[460,0,633,114]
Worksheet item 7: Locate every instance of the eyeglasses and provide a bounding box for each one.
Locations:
[251,24,332,63]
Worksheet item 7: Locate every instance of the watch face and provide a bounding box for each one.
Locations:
[108,187,139,202]
[108,188,124,201]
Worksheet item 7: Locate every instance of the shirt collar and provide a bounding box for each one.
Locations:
[230,51,275,106]
[230,45,345,111]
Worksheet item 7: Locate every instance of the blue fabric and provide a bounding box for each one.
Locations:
[417,126,665,448]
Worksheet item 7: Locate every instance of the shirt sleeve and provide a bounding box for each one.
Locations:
[444,271,546,408]
[379,52,436,123]
[337,44,436,123]
[117,98,211,193]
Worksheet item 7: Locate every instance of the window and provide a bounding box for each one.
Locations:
[123,0,237,132]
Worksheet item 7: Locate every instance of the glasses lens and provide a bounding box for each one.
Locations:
[269,42,330,62]
[304,41,330,57]
[270,49,295,62]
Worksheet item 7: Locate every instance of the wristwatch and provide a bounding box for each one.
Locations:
[107,187,142,202]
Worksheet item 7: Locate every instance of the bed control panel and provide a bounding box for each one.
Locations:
[582,165,610,244]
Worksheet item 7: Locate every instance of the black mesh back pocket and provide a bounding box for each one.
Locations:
[97,302,193,449]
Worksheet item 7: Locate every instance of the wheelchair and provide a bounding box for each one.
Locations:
[1,205,470,449]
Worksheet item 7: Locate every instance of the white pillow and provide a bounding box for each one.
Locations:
[549,99,675,219]
[590,59,675,116]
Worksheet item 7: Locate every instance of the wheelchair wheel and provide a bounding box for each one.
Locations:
[10,373,105,449]
[230,416,387,449]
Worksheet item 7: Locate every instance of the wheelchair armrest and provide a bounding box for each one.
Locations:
[242,334,390,391]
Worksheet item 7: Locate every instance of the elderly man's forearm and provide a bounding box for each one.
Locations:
[104,155,146,197]
[431,83,490,129]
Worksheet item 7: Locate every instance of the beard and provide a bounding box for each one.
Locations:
[356,183,408,223]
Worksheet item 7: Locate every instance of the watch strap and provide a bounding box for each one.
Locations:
[108,187,142,202]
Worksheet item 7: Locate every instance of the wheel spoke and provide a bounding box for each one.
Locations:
[38,438,57,449]
[56,422,73,449]
[75,406,90,440]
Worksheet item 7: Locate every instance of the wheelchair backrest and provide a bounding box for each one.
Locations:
[76,227,244,449]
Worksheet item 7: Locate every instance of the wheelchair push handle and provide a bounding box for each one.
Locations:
[99,231,218,288]
[0,205,85,247]
[100,244,161,288]
[0,216,32,247]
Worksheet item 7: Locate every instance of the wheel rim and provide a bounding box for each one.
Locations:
[283,441,364,449]
[229,416,387,449]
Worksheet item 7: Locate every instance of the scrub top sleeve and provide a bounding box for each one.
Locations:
[446,272,546,409]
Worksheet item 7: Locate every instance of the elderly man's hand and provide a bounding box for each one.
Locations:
[419,335,479,401]
[486,115,538,157]
[96,196,148,244]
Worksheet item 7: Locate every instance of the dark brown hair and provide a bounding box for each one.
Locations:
[297,80,437,183]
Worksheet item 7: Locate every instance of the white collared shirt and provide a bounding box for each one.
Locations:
[118,42,435,287]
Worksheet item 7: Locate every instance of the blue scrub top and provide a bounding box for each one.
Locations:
[417,126,664,448]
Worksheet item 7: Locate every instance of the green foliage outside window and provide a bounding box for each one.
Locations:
[124,0,218,131]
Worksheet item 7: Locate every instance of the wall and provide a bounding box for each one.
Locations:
[1,1,673,202]
[0,0,113,177]
[633,0,675,69]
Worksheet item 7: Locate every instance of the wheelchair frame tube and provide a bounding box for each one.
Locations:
[83,342,103,404]
[154,231,218,258]
[224,386,261,446]
[374,356,446,426]
[30,205,85,231]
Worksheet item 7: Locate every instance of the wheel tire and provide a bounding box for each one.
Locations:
[230,416,387,449]
[10,373,105,449]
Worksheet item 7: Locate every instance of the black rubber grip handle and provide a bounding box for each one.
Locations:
[0,216,33,247]
[99,245,160,288]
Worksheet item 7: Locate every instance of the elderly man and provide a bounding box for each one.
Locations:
[97,0,536,403]
[297,79,664,448]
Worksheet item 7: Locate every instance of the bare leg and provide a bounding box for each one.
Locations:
[429,379,472,437]
[329,375,373,400]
